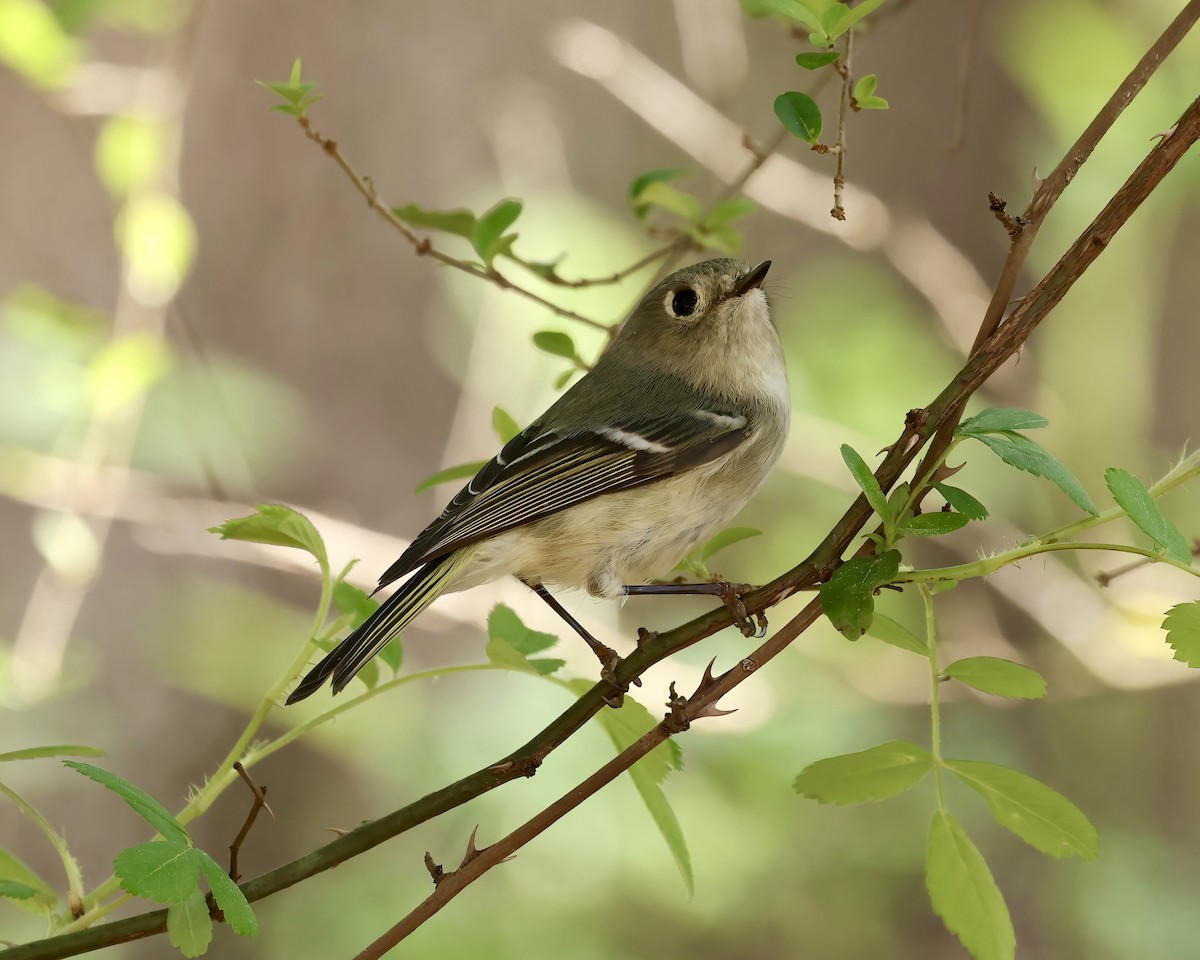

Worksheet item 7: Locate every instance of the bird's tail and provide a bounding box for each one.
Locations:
[286,552,469,704]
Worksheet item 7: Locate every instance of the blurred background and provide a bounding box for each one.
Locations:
[2,0,1199,957]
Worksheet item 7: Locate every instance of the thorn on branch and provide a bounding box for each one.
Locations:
[663,681,690,733]
[636,626,658,650]
[1151,124,1178,143]
[424,852,445,887]
[988,192,1025,238]
[229,762,273,883]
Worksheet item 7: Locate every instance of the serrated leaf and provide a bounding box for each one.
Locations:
[167,887,213,957]
[196,849,257,936]
[901,512,971,537]
[414,460,487,494]
[942,657,1046,699]
[0,846,56,914]
[796,51,839,69]
[1104,467,1192,564]
[636,180,702,222]
[471,198,522,265]
[491,406,521,445]
[926,811,1015,960]
[0,879,38,899]
[332,581,379,631]
[819,549,901,640]
[934,483,989,521]
[488,603,558,656]
[958,407,1049,435]
[114,841,200,903]
[699,527,763,563]
[967,432,1097,515]
[532,330,580,362]
[773,91,823,144]
[945,760,1099,861]
[867,612,927,655]
[794,740,932,804]
[391,203,476,239]
[705,197,757,227]
[207,504,329,575]
[1163,601,1200,667]
[0,744,105,762]
[840,444,889,520]
[64,761,191,844]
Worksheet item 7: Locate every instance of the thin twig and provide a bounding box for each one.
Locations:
[295,115,611,335]
[507,244,675,287]
[945,0,983,156]
[830,30,853,220]
[227,762,274,884]
[1096,539,1200,587]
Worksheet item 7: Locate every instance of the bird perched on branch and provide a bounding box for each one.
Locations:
[287,258,789,704]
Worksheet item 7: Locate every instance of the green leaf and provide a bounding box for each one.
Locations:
[532,330,580,363]
[926,811,1015,960]
[740,0,824,33]
[704,197,757,227]
[0,879,38,900]
[699,527,763,563]
[691,223,743,255]
[852,73,889,109]
[796,51,839,69]
[377,635,405,673]
[1105,467,1192,564]
[942,657,1046,699]
[167,887,214,957]
[635,180,702,222]
[901,512,971,537]
[1163,601,1200,667]
[867,611,927,655]
[553,369,575,390]
[390,203,476,239]
[0,744,104,762]
[840,444,889,521]
[967,431,1097,515]
[629,167,686,201]
[492,406,522,445]
[288,58,302,86]
[197,849,258,936]
[773,91,823,144]
[207,504,329,575]
[945,760,1099,861]
[470,198,522,265]
[486,604,562,675]
[64,761,191,844]
[794,740,932,804]
[414,460,487,494]
[819,549,901,640]
[934,483,989,521]
[332,581,379,631]
[0,846,56,914]
[958,407,1049,435]
[627,755,693,897]
[114,841,201,903]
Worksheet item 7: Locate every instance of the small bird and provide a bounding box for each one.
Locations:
[287,258,790,704]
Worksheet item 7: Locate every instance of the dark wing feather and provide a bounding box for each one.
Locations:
[376,410,749,591]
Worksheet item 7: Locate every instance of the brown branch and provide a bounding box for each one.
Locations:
[507,244,675,288]
[830,30,853,220]
[227,762,274,884]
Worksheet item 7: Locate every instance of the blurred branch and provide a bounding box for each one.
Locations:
[944,0,984,156]
[294,115,612,334]
[507,243,674,287]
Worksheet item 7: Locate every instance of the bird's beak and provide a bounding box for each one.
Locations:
[731,260,771,297]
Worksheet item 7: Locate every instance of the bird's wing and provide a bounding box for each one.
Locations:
[376,407,750,590]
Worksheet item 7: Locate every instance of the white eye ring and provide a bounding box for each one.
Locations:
[664,287,700,319]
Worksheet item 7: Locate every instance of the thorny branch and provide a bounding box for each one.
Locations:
[10,7,1200,959]
[227,763,274,885]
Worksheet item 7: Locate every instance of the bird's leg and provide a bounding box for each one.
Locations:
[523,581,635,706]
[622,580,765,638]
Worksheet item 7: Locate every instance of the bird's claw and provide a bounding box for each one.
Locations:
[714,580,758,637]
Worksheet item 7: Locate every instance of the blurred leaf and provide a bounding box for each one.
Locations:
[867,611,927,655]
[1163,601,1200,667]
[88,331,171,419]
[471,198,522,266]
[553,369,575,390]
[0,744,104,762]
[958,407,1048,434]
[0,0,79,88]
[64,761,191,844]
[823,0,887,36]
[414,461,486,493]
[532,330,581,363]
[934,483,989,521]
[700,527,763,563]
[852,73,889,109]
[0,845,56,914]
[116,192,197,304]
[740,0,824,33]
[966,431,1097,515]
[167,887,213,957]
[901,512,970,537]
[704,197,757,227]
[630,168,687,219]
[256,59,320,116]
[942,657,1046,699]
[95,115,164,198]
[0,879,38,899]
[819,549,900,640]
[926,811,1015,960]
[377,635,405,673]
[1104,467,1191,564]
[391,203,476,238]
[197,849,257,936]
[491,406,522,444]
[841,444,889,521]
[208,504,329,577]
[114,841,200,903]
[945,760,1099,861]
[796,51,839,69]
[773,91,823,144]
[332,581,379,631]
[692,223,743,255]
[636,181,702,222]
[794,740,932,804]
[486,604,562,675]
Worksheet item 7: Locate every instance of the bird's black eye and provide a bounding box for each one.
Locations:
[670,288,698,317]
